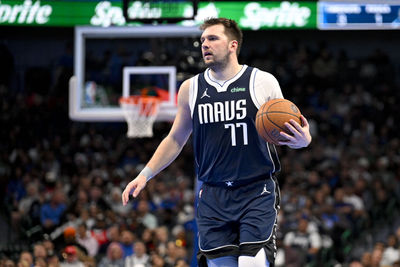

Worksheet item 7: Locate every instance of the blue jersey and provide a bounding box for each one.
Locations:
[190,65,280,185]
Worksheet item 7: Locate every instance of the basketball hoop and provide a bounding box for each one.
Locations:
[119,96,160,138]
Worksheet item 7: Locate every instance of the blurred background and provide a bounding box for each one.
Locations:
[1,1,400,267]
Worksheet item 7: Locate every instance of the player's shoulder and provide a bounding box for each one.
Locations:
[180,79,191,90]
[180,74,201,90]
[250,66,283,98]
[251,67,278,81]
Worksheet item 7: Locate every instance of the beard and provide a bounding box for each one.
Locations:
[204,51,230,72]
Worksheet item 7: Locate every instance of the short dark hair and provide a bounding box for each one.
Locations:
[200,18,243,56]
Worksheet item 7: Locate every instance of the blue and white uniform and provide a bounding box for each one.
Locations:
[189,65,283,263]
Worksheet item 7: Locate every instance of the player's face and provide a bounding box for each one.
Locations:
[200,24,232,69]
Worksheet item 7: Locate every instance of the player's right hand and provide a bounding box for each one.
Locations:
[122,175,147,206]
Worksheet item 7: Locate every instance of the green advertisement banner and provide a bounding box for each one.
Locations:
[0,0,317,30]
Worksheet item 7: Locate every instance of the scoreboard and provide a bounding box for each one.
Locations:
[318,1,400,30]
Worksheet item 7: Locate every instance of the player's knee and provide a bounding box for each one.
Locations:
[238,248,270,267]
[207,256,238,267]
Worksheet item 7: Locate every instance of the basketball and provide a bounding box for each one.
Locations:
[255,98,302,145]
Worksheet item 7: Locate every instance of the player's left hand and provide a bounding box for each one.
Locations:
[278,115,312,149]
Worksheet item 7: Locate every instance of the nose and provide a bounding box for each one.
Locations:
[202,40,209,50]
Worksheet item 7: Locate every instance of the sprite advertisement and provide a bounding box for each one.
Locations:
[0,0,317,30]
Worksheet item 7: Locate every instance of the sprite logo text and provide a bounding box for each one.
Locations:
[0,0,52,24]
[240,1,311,30]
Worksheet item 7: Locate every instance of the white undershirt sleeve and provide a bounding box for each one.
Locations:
[251,69,284,109]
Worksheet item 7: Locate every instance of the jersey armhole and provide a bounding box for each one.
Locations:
[249,68,261,109]
[189,75,199,118]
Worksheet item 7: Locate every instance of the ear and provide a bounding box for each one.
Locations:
[230,40,238,52]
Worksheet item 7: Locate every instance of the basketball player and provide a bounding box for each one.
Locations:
[122,18,312,267]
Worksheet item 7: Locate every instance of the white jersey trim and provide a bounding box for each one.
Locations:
[199,237,239,252]
[204,65,248,92]
[249,68,261,109]
[189,75,199,118]
[266,143,276,174]
[271,143,281,174]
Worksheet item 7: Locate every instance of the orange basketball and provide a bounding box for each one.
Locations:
[255,99,302,145]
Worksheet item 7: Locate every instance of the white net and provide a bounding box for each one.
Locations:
[120,96,160,138]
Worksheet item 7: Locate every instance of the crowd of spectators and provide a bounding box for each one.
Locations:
[1,31,400,267]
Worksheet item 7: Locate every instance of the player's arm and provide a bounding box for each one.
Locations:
[122,80,192,205]
[254,70,311,149]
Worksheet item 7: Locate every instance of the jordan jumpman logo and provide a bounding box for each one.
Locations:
[261,184,271,195]
[201,88,210,99]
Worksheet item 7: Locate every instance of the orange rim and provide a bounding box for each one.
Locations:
[119,96,160,116]
[119,95,160,104]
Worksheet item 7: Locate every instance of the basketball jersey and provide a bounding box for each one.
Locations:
[189,65,281,184]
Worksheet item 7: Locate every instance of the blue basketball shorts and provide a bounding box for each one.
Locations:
[196,175,280,263]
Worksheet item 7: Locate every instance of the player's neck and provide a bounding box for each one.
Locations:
[209,61,242,81]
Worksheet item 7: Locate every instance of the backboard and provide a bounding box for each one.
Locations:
[69,25,202,122]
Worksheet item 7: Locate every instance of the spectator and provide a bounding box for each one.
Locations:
[125,241,150,267]
[47,253,60,267]
[76,223,99,257]
[164,241,187,267]
[33,257,47,267]
[17,251,33,267]
[60,246,84,267]
[88,186,110,211]
[33,243,48,262]
[40,190,67,232]
[141,228,156,254]
[361,251,372,267]
[98,242,124,267]
[98,225,120,255]
[42,239,56,260]
[119,230,135,258]
[371,244,384,267]
[333,187,354,229]
[154,226,170,257]
[150,253,170,267]
[106,186,131,216]
[15,181,40,220]
[90,213,108,248]
[380,235,400,267]
[136,200,158,230]
[63,227,88,255]
[283,217,322,266]
[67,189,89,218]
[343,182,365,217]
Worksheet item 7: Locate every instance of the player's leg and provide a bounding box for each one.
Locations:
[238,248,269,267]
[207,256,238,267]
[196,184,240,267]
[238,177,280,267]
